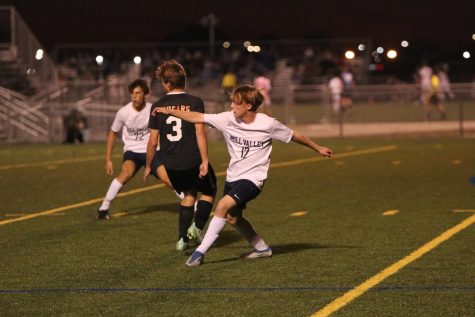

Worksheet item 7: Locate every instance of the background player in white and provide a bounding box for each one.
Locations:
[97,79,173,220]
[153,84,333,266]
[253,72,272,115]
[417,62,433,120]
[328,73,344,113]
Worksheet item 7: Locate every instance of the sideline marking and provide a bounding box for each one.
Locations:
[453,209,475,213]
[0,154,122,171]
[0,145,396,226]
[312,213,475,317]
[382,210,399,216]
[112,212,128,218]
[290,211,308,217]
[5,213,64,217]
[0,285,474,294]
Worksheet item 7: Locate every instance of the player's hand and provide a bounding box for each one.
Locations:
[318,147,333,157]
[199,162,208,178]
[106,160,113,176]
[143,167,151,182]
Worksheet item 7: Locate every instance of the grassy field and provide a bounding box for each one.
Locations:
[1,138,474,316]
[271,100,475,124]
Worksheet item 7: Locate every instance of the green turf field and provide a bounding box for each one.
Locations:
[271,100,475,124]
[1,138,474,316]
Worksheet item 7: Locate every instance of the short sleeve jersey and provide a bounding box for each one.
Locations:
[149,92,204,170]
[204,111,293,188]
[111,102,153,153]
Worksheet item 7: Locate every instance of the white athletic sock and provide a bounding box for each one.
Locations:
[250,236,269,251]
[196,216,226,254]
[100,178,122,210]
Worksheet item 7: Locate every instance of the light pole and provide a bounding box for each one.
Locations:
[200,13,217,60]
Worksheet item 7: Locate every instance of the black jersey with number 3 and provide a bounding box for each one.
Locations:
[149,93,204,170]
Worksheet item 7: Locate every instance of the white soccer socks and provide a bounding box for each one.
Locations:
[196,216,226,254]
[99,178,123,210]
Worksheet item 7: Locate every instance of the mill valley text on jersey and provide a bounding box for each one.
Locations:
[229,135,271,148]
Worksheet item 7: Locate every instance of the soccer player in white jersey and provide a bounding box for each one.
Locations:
[97,79,173,220]
[153,84,333,266]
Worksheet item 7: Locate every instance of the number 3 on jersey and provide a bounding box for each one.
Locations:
[166,116,183,142]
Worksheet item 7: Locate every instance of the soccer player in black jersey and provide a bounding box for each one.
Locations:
[144,60,217,251]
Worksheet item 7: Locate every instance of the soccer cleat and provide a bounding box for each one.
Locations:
[187,222,204,243]
[176,238,189,251]
[97,209,110,220]
[241,247,273,259]
[185,251,204,267]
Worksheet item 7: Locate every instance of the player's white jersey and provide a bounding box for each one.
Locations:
[204,111,293,188]
[418,66,433,91]
[111,102,154,153]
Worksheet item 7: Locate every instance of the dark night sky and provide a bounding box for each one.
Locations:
[1,0,474,55]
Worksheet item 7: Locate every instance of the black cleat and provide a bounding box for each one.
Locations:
[97,209,110,220]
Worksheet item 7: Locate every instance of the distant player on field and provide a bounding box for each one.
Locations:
[144,60,217,251]
[153,84,333,267]
[253,71,272,116]
[97,79,175,220]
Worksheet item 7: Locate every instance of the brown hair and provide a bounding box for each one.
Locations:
[155,59,186,89]
[128,79,150,95]
[230,85,264,111]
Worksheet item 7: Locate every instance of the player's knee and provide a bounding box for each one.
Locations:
[215,203,229,218]
[200,194,215,204]
[117,171,134,183]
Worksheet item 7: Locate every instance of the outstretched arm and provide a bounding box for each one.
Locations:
[105,130,117,175]
[152,107,205,123]
[291,130,333,157]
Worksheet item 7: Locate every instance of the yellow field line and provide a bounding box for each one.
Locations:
[0,145,396,226]
[271,145,397,168]
[382,210,400,216]
[312,213,475,317]
[0,154,121,171]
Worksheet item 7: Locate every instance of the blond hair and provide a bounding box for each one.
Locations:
[230,85,264,111]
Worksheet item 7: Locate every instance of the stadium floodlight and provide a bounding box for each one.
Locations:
[358,44,366,51]
[96,55,104,65]
[247,46,255,52]
[344,50,355,59]
[134,56,142,64]
[243,41,251,48]
[401,40,409,47]
[472,34,475,41]
[223,41,230,48]
[35,49,44,60]
[376,47,384,54]
[254,45,261,52]
[462,51,471,59]
[387,50,397,59]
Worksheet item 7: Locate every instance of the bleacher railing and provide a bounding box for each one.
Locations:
[0,6,58,91]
